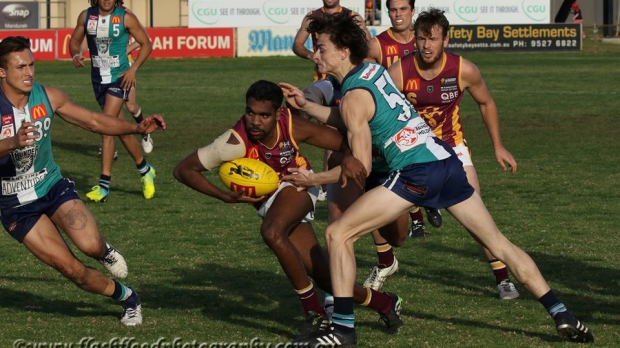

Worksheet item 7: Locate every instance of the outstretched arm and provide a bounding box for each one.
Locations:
[47,86,165,136]
[280,82,345,129]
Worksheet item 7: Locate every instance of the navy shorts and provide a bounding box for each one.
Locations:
[383,151,474,209]
[92,79,129,107]
[1,178,80,243]
[366,170,389,191]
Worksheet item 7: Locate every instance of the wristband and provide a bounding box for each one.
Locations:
[72,54,81,60]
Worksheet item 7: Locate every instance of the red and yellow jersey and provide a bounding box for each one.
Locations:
[398,52,465,147]
[230,108,312,178]
[372,28,415,68]
[307,7,356,81]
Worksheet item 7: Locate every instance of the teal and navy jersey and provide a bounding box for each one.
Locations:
[84,6,131,84]
[340,63,451,171]
[0,83,62,209]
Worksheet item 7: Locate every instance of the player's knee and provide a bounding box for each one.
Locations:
[260,222,287,249]
[81,241,106,259]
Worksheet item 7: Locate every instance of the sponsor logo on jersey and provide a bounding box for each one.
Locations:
[394,127,418,147]
[441,77,457,85]
[440,85,458,92]
[2,115,12,125]
[87,19,97,35]
[2,169,47,195]
[30,104,48,120]
[360,64,379,80]
[405,78,420,92]
[89,15,98,20]
[111,16,121,24]
[386,45,398,56]
[247,146,259,159]
[2,125,13,139]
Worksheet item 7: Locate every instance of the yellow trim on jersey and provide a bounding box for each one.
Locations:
[414,52,448,80]
[457,56,464,92]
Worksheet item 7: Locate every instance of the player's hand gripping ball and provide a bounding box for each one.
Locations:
[219,158,279,197]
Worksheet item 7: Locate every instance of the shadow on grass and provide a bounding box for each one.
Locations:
[0,284,118,318]
[139,262,301,338]
[395,240,619,325]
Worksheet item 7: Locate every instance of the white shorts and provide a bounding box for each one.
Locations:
[256,181,320,223]
[452,143,473,167]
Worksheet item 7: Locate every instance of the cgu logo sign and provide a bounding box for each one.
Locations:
[453,0,479,23]
[522,0,547,22]
[2,3,31,21]
[263,0,289,25]
[191,1,218,25]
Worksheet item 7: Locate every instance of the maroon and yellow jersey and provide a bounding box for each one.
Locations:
[398,52,465,147]
[372,28,415,68]
[230,108,312,179]
[307,7,355,81]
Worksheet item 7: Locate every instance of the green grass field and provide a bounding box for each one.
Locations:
[0,42,618,347]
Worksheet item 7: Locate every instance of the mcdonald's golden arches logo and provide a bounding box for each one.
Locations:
[385,45,398,56]
[30,104,48,121]
[111,16,122,24]
[405,78,420,92]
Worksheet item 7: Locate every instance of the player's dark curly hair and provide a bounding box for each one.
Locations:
[246,80,283,110]
[0,36,30,69]
[307,12,368,65]
[386,0,415,11]
[89,0,121,7]
[413,8,450,38]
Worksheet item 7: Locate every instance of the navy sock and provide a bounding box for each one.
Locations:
[110,281,132,301]
[99,175,111,191]
[137,160,149,176]
[539,290,567,318]
[332,297,355,333]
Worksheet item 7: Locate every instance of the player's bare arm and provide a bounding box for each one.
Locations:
[292,115,343,152]
[293,16,314,59]
[46,86,165,136]
[365,37,381,63]
[340,89,375,185]
[119,12,152,90]
[69,10,88,68]
[173,132,265,204]
[387,59,404,91]
[280,82,344,129]
[461,59,517,173]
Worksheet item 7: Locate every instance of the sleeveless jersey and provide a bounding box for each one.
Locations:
[84,6,131,84]
[307,7,355,81]
[230,108,312,178]
[341,63,451,171]
[0,83,62,209]
[373,29,415,69]
[399,52,465,147]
